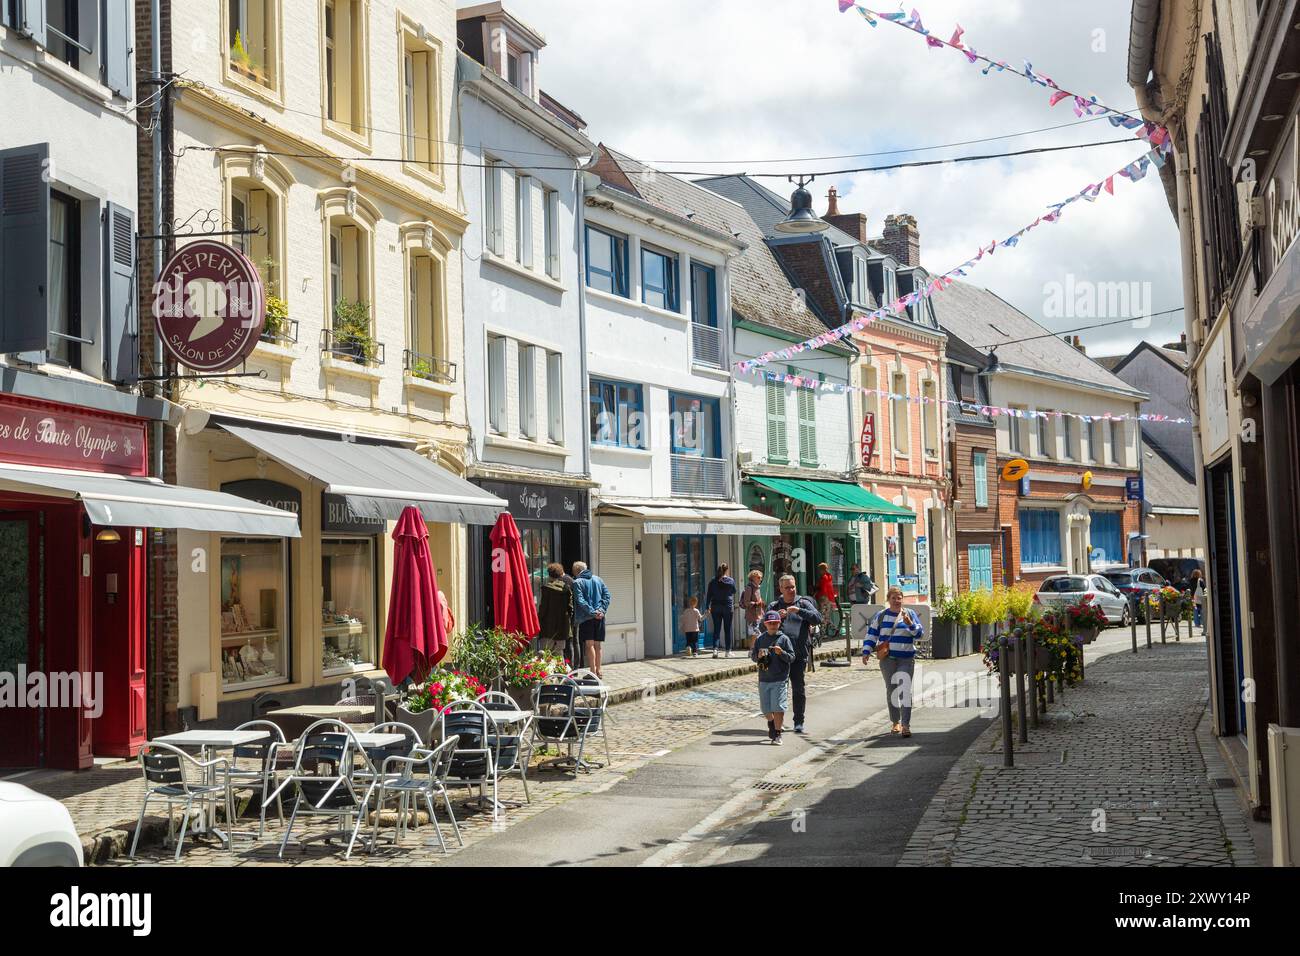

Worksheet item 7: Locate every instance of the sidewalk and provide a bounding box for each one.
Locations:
[899,637,1260,866]
[16,638,860,864]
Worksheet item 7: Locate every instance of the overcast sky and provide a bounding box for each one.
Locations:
[503,0,1184,358]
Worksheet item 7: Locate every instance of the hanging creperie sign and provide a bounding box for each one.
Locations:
[153,240,265,372]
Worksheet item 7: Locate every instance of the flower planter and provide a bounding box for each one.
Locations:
[997,639,1058,676]
[929,620,957,659]
[395,702,437,745]
[956,624,975,657]
[1073,626,1100,645]
[506,684,534,711]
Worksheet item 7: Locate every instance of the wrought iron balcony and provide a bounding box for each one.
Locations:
[320,328,385,367]
[403,349,457,384]
[690,322,725,369]
[670,454,729,499]
[259,317,299,347]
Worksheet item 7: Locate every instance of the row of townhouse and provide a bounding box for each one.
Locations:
[1127,0,1300,857]
[0,0,1153,772]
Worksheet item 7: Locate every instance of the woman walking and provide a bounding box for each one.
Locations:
[1190,568,1206,634]
[861,586,923,737]
[705,564,738,658]
[741,570,766,647]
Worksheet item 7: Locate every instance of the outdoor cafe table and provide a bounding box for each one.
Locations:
[152,729,270,847]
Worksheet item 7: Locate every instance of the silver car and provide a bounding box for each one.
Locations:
[1034,574,1133,626]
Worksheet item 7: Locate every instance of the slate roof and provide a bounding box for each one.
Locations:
[595,149,841,344]
[928,281,1147,398]
[1142,444,1198,510]
[1107,340,1195,475]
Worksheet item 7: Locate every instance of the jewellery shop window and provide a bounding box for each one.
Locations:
[321,537,377,675]
[220,538,291,690]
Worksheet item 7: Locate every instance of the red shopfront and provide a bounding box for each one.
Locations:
[0,393,300,770]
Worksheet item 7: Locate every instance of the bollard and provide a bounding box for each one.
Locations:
[1159,594,1167,644]
[1176,600,1183,642]
[1145,595,1152,648]
[1015,636,1028,744]
[999,637,1014,768]
[1130,594,1138,654]
[1027,629,1039,729]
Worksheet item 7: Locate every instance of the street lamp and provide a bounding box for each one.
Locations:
[773,175,831,234]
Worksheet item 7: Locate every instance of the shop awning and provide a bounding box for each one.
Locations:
[0,465,302,537]
[750,477,916,524]
[221,424,507,525]
[596,498,781,537]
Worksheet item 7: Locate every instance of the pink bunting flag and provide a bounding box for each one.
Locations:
[1048,89,1071,107]
[837,0,854,10]
[1103,175,1115,195]
[949,24,965,47]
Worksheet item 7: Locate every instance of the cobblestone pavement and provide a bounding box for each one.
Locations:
[899,637,1258,867]
[82,657,874,866]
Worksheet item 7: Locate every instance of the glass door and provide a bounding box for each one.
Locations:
[0,513,40,767]
[669,534,716,652]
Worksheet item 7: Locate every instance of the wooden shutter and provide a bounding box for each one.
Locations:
[598,524,638,626]
[0,143,51,355]
[797,382,817,465]
[973,451,987,507]
[102,0,132,98]
[103,201,136,383]
[765,379,787,463]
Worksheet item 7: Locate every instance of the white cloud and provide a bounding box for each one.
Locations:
[506,0,1184,356]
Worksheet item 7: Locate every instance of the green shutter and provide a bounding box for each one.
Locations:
[797,381,817,465]
[765,380,787,463]
[973,451,988,507]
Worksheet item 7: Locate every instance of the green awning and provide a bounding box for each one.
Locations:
[751,477,916,524]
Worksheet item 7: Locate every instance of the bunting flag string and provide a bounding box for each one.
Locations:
[841,2,1170,151]
[735,138,1172,374]
[741,366,1192,426]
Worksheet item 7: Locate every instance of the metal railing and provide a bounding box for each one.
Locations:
[320,328,385,367]
[260,318,299,348]
[670,454,729,499]
[690,322,724,369]
[403,349,457,384]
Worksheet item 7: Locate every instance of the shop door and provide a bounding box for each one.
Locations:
[0,513,41,768]
[669,534,716,652]
[516,521,554,607]
[1207,462,1245,735]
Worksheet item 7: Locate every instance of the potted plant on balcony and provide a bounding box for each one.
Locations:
[262,294,289,344]
[332,299,376,364]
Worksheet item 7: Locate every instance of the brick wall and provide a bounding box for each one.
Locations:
[773,240,841,323]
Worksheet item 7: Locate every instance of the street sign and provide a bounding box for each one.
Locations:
[1126,476,1144,500]
[861,412,875,467]
[1002,458,1029,482]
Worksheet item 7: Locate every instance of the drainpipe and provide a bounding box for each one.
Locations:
[575,166,592,560]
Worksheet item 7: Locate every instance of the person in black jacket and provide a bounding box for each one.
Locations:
[704,564,737,659]
[536,562,574,663]
[766,573,822,734]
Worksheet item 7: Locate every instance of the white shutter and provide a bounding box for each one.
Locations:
[546,351,563,443]
[487,335,507,432]
[765,380,787,463]
[518,342,536,439]
[598,524,638,626]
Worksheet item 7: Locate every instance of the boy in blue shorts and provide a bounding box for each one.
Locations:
[751,609,795,744]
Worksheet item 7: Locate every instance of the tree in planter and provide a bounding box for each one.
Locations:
[332,299,377,363]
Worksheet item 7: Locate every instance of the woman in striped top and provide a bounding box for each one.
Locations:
[861,586,923,737]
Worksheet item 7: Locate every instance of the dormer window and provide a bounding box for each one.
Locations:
[852,256,869,306]
[506,47,533,95]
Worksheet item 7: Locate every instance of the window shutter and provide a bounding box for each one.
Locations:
[0,143,51,355]
[487,335,507,432]
[765,380,787,463]
[973,451,987,507]
[546,352,563,443]
[102,0,132,98]
[17,0,47,46]
[516,174,532,268]
[598,524,638,626]
[103,201,136,383]
[797,383,817,465]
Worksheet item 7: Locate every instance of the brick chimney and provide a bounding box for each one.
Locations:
[880,213,920,267]
[1072,334,1087,356]
[824,188,869,242]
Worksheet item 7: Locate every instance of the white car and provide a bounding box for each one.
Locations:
[1034,574,1133,626]
[0,782,83,867]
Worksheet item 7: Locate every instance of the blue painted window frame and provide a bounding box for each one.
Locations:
[1018,508,1062,567]
[589,377,644,448]
[641,244,679,311]
[668,392,720,456]
[585,225,628,297]
[690,262,716,326]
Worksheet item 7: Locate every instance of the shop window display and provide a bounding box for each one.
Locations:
[220,538,289,689]
[321,537,376,674]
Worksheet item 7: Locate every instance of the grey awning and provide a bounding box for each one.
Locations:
[0,466,301,537]
[221,424,507,524]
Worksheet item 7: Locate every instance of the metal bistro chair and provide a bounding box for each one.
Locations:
[269,719,376,859]
[129,742,233,862]
[530,676,596,775]
[565,669,611,768]
[366,735,464,854]
[355,721,422,791]
[478,691,535,806]
[223,720,294,841]
[439,700,504,819]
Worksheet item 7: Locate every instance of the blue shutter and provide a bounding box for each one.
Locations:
[0,143,51,355]
[973,451,988,507]
[968,545,992,591]
[102,0,133,99]
[102,202,136,383]
[1019,509,1062,567]
[1090,511,1123,564]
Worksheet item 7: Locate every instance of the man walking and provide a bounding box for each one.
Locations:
[847,563,876,604]
[572,561,611,678]
[766,574,822,734]
[861,586,923,737]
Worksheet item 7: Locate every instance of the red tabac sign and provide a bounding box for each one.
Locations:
[0,395,147,476]
[861,412,876,467]
[153,240,265,372]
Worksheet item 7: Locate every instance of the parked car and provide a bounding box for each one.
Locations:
[1034,574,1133,626]
[1100,567,1168,621]
[1148,557,1205,590]
[0,783,83,867]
